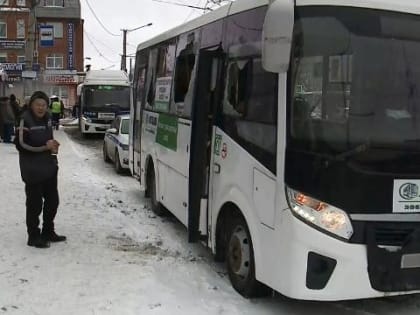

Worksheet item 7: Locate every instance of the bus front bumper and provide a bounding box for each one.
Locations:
[264,210,420,301]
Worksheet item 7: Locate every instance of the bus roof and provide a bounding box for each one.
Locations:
[136,0,269,52]
[136,0,420,53]
[296,0,420,15]
[83,70,130,86]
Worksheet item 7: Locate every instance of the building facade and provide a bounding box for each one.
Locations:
[0,0,30,100]
[0,0,83,107]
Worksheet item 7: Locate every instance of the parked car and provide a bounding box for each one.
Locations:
[103,115,130,173]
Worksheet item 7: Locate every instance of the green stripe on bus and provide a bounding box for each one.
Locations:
[156,114,178,151]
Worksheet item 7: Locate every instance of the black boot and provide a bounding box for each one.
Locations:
[42,231,66,242]
[27,235,50,248]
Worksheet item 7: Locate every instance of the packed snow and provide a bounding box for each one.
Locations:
[1,127,420,314]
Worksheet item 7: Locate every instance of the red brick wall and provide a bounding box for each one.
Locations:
[37,17,83,71]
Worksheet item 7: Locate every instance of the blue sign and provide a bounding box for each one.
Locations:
[67,23,74,69]
[39,25,54,47]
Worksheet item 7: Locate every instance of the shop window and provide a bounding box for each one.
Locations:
[46,54,63,69]
[17,20,25,38]
[0,53,7,63]
[0,20,6,38]
[44,0,63,6]
[46,22,63,38]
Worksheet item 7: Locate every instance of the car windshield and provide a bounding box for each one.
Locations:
[120,119,129,134]
[84,85,130,110]
[291,6,420,162]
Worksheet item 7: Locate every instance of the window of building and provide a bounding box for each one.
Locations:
[16,0,25,6]
[46,54,63,69]
[44,0,63,6]
[17,19,25,38]
[46,22,63,38]
[0,20,6,38]
[0,0,9,6]
[17,55,25,63]
[0,53,7,63]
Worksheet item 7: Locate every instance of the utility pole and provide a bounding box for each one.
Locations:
[121,22,152,72]
[121,29,127,72]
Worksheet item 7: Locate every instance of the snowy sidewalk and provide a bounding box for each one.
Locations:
[1,130,420,315]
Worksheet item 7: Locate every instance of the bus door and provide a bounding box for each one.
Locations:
[188,48,225,242]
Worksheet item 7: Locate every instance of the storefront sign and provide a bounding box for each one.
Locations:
[0,63,24,82]
[0,63,24,71]
[0,40,25,50]
[43,74,78,84]
[39,25,54,47]
[67,23,74,69]
[22,71,37,78]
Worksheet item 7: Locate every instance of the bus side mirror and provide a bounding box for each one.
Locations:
[262,0,294,73]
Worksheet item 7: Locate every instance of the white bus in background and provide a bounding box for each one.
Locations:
[130,0,420,300]
[78,70,130,135]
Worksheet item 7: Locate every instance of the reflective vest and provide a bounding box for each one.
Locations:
[51,101,61,114]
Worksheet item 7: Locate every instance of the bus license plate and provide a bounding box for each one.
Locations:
[98,113,115,119]
[401,253,420,269]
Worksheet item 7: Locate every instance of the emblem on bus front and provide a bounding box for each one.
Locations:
[399,183,419,200]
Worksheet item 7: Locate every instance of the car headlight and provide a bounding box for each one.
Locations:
[286,187,353,240]
[82,116,92,123]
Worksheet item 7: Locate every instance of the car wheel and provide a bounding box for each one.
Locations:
[226,215,271,298]
[115,149,123,174]
[148,167,166,216]
[103,142,111,163]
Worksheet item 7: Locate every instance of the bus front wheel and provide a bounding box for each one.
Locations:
[148,167,165,216]
[226,215,271,298]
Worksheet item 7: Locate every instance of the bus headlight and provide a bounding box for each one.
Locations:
[82,116,92,123]
[286,187,353,240]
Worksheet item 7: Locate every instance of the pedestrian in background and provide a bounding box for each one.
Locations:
[15,91,66,248]
[9,94,21,127]
[0,96,15,143]
[50,96,64,130]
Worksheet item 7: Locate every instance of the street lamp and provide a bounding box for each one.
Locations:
[121,22,152,72]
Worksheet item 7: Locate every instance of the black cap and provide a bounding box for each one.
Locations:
[29,91,49,107]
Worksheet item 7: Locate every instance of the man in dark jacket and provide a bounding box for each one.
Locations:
[15,91,66,248]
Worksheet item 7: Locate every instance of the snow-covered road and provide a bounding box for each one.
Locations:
[1,128,420,315]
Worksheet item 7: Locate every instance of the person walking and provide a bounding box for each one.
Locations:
[15,91,66,248]
[9,94,21,126]
[50,96,63,130]
[0,96,15,143]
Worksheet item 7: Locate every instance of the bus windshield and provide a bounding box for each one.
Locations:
[291,7,420,166]
[83,85,130,111]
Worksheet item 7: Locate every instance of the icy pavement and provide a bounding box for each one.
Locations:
[1,129,420,314]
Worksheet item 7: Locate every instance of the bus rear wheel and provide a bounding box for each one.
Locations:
[148,167,165,216]
[226,215,271,298]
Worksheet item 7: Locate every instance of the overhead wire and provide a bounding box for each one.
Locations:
[84,29,119,54]
[83,0,120,37]
[84,30,119,63]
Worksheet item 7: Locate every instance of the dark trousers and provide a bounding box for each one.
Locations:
[3,123,14,142]
[51,113,60,130]
[25,176,59,237]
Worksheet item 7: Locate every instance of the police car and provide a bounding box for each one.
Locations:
[103,114,130,173]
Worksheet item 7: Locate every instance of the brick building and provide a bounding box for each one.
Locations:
[0,0,83,107]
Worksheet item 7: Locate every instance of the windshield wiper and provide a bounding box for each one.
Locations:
[334,142,370,161]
